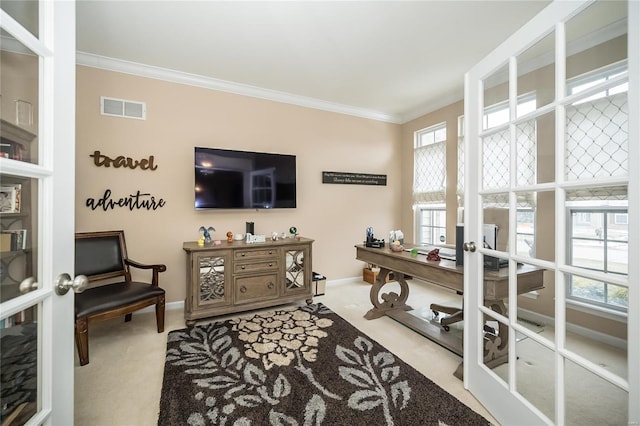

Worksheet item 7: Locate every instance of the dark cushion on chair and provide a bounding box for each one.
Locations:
[75,282,165,318]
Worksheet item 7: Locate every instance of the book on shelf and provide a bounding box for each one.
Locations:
[0,229,27,251]
[0,183,21,213]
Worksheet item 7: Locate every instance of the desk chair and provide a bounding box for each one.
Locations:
[430,291,463,331]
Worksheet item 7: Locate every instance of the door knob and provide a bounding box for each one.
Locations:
[463,242,477,252]
[19,277,38,294]
[55,273,89,295]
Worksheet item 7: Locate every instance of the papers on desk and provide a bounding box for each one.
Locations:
[404,246,456,261]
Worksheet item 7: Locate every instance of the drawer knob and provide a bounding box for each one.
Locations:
[268,282,274,289]
[268,263,273,267]
[241,253,246,257]
[240,285,247,293]
[241,265,246,270]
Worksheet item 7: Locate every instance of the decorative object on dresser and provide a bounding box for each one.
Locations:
[158,303,489,426]
[74,230,166,366]
[198,225,215,244]
[182,237,314,326]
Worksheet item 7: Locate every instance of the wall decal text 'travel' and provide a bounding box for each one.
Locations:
[86,189,166,211]
[90,150,158,171]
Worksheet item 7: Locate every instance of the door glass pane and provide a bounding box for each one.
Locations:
[0,1,39,38]
[517,31,555,114]
[516,111,555,185]
[514,337,555,422]
[564,358,628,426]
[1,34,39,165]
[482,304,510,382]
[0,304,40,425]
[565,1,628,90]
[1,175,38,303]
[513,190,555,262]
[564,93,628,181]
[482,131,510,190]
[516,262,551,331]
[483,64,509,130]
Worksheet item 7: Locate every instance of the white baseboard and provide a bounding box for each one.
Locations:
[517,307,627,350]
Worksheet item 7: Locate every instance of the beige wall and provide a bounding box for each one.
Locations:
[75,34,626,336]
[75,66,401,304]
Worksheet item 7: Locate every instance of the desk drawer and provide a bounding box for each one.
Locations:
[235,274,278,303]
[235,248,277,261]
[234,260,277,274]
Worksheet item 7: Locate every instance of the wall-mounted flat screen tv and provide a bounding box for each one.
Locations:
[195,147,297,209]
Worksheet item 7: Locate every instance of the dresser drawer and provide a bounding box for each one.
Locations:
[235,248,277,261]
[235,274,278,303]
[234,260,277,274]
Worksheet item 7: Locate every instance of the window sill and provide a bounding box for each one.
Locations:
[566,299,627,323]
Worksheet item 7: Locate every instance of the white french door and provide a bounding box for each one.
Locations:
[463,0,638,424]
[0,1,76,425]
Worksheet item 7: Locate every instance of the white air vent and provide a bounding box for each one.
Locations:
[100,96,146,120]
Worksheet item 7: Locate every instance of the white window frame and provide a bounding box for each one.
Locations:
[414,205,447,246]
[564,61,629,315]
[567,206,629,313]
[412,122,447,204]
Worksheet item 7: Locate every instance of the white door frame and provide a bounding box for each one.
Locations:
[0,1,76,424]
[463,1,638,424]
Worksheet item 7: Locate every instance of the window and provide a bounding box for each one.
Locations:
[457,115,465,209]
[568,61,628,104]
[564,62,628,313]
[516,208,535,257]
[483,95,537,130]
[567,207,628,311]
[416,206,446,245]
[413,122,446,204]
[413,123,447,245]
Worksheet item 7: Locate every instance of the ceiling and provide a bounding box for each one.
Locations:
[75,1,552,124]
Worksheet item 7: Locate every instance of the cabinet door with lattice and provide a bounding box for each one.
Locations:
[282,244,311,296]
[191,251,232,311]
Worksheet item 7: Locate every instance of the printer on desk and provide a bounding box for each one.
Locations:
[365,226,385,248]
[455,224,508,270]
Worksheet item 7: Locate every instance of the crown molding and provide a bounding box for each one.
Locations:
[76,52,402,124]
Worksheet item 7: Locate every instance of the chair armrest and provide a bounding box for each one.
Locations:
[124,258,167,286]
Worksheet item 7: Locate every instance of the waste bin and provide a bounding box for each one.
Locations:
[312,272,326,296]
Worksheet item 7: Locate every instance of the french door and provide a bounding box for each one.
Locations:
[0,2,76,425]
[463,0,638,424]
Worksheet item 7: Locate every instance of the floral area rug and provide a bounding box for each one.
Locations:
[158,303,489,426]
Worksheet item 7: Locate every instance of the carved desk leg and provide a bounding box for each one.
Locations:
[364,268,413,320]
[453,299,510,380]
[483,299,509,369]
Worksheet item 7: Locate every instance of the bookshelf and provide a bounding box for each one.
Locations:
[0,119,36,305]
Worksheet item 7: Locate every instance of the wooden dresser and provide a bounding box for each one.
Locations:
[183,237,313,325]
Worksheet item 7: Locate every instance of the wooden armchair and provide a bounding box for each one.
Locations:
[74,230,166,366]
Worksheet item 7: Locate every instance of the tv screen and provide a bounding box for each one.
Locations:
[194,147,297,209]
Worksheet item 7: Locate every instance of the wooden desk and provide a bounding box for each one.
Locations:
[355,244,544,376]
